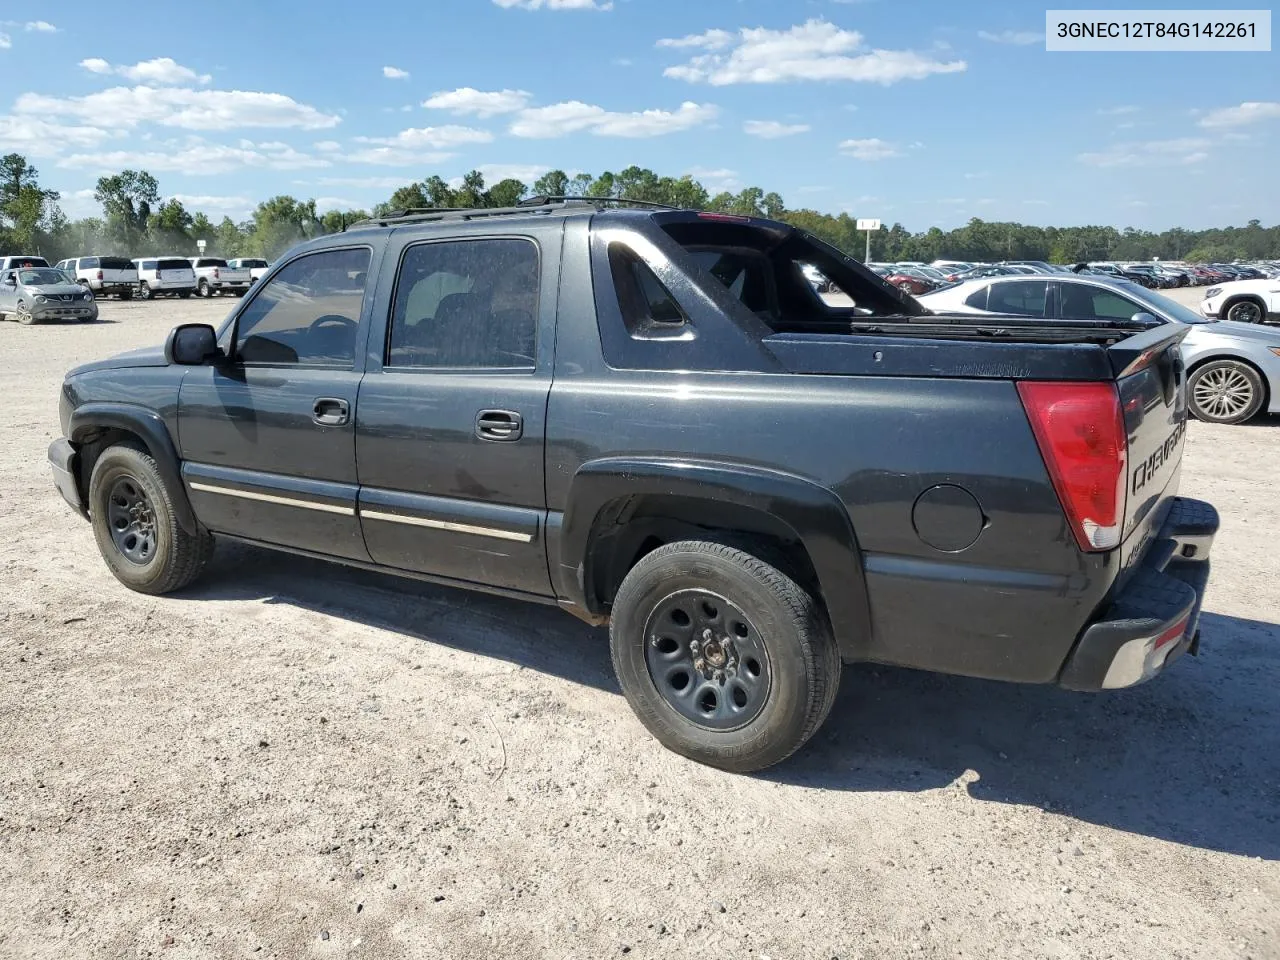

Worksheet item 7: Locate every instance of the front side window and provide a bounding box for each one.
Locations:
[388,238,538,369]
[234,247,371,366]
[987,280,1048,317]
[1059,284,1141,322]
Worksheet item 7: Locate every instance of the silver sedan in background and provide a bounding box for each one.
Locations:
[0,266,99,325]
[919,274,1280,424]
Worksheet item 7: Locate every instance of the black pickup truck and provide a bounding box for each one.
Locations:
[48,200,1219,771]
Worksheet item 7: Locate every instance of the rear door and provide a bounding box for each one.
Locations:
[178,245,379,560]
[354,227,560,596]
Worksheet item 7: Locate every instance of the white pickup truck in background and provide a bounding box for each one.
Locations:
[55,256,139,299]
[189,257,252,297]
[226,258,271,284]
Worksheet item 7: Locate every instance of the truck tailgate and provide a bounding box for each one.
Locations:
[1111,323,1191,577]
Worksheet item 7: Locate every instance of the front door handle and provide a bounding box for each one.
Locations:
[476,409,523,442]
[313,397,350,426]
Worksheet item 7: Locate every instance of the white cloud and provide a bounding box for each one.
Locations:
[656,28,734,50]
[659,20,966,86]
[510,100,718,138]
[382,66,410,79]
[169,194,253,216]
[423,87,532,118]
[59,140,331,175]
[341,147,457,167]
[492,0,612,8]
[314,140,342,152]
[743,119,810,138]
[1198,101,1280,128]
[1023,199,1049,206]
[56,188,99,219]
[17,86,341,131]
[838,137,900,160]
[26,20,58,32]
[977,29,1043,45]
[1097,105,1139,116]
[684,166,740,192]
[1077,137,1211,168]
[353,125,493,150]
[0,115,111,157]
[0,34,11,49]
[315,196,363,211]
[79,57,212,84]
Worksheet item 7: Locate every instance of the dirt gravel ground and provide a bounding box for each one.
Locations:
[1,293,1277,960]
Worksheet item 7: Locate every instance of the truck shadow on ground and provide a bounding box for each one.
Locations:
[194,542,1279,861]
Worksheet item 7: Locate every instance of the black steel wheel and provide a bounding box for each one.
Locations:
[1225,299,1264,324]
[89,442,215,593]
[644,589,773,731]
[610,541,841,772]
[105,475,158,564]
[1188,360,1265,424]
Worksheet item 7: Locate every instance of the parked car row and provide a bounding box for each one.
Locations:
[917,273,1280,425]
[0,255,272,315]
[854,258,1280,296]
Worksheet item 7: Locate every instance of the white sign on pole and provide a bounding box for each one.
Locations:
[196,239,207,252]
[855,218,881,231]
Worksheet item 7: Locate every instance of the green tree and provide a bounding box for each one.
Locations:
[0,154,61,253]
[532,170,570,197]
[95,170,160,249]
[485,178,526,208]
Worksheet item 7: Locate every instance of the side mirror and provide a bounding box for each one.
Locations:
[164,323,221,365]
[3,276,15,286]
[1130,312,1161,327]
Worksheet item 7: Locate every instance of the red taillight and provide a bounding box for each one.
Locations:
[96,270,103,280]
[1017,381,1128,552]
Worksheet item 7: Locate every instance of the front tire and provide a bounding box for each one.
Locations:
[16,301,34,324]
[610,541,840,773]
[88,443,215,594]
[1188,360,1265,424]
[1225,298,1265,325]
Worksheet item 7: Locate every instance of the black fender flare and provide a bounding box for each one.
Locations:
[68,402,199,536]
[558,457,872,659]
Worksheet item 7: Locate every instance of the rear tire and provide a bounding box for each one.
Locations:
[1188,360,1265,424]
[197,279,210,298]
[609,541,840,773]
[88,443,215,594]
[138,282,153,301]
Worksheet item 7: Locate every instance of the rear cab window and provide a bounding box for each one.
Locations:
[158,258,191,271]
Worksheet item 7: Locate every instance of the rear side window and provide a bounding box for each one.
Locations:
[234,247,371,367]
[80,257,99,269]
[608,244,688,337]
[158,258,191,270]
[139,260,158,271]
[964,286,989,310]
[387,239,538,370]
[987,281,1048,317]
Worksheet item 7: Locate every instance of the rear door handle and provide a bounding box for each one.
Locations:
[313,397,350,426]
[476,409,523,442]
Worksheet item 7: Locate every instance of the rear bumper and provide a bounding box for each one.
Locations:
[1059,497,1218,691]
[49,438,86,518]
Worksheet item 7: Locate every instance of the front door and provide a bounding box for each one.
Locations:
[178,245,377,561]
[355,230,559,596]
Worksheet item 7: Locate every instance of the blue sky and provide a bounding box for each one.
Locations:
[1,0,1276,231]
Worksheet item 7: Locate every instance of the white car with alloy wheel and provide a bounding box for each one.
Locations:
[1199,278,1280,325]
[918,274,1280,424]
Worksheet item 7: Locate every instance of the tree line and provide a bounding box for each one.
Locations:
[2,152,1277,266]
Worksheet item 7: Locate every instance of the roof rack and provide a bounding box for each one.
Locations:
[347,194,679,229]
